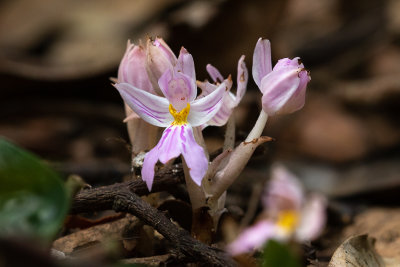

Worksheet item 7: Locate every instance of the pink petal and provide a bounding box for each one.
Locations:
[141,125,182,191]
[263,165,304,215]
[206,64,224,83]
[180,125,208,186]
[252,38,272,90]
[260,68,301,116]
[188,81,228,127]
[273,57,303,71]
[158,69,196,111]
[153,37,177,64]
[197,81,218,98]
[295,194,326,241]
[277,60,310,114]
[227,220,277,255]
[203,57,247,127]
[141,125,208,190]
[118,40,155,94]
[176,47,196,93]
[115,83,173,127]
[207,93,236,126]
[141,146,159,191]
[236,55,248,105]
[146,38,176,92]
[158,126,182,164]
[263,57,309,115]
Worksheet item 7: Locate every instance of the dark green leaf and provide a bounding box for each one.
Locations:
[0,138,69,241]
[261,240,301,267]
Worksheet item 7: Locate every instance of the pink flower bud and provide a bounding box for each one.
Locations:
[146,37,177,93]
[252,38,311,116]
[118,40,155,94]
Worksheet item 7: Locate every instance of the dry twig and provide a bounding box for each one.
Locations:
[71,164,236,266]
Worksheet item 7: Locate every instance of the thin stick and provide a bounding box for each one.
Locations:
[223,114,236,151]
[71,184,236,266]
[71,164,184,214]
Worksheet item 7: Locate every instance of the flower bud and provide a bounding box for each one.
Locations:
[146,37,177,93]
[260,58,310,115]
[117,40,154,94]
[117,40,160,154]
[252,38,311,116]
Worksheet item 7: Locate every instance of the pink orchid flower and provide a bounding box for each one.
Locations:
[115,47,228,191]
[227,165,326,255]
[253,38,311,116]
[197,56,248,126]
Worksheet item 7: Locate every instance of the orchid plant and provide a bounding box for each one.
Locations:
[114,37,315,245]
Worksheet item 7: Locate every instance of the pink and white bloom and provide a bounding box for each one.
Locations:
[253,38,311,116]
[227,165,326,255]
[115,47,228,191]
[197,56,248,126]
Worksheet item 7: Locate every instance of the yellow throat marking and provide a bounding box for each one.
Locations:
[276,210,299,233]
[169,103,190,125]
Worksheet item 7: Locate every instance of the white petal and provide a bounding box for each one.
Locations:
[206,63,224,83]
[252,38,272,89]
[295,194,327,241]
[207,93,236,126]
[115,83,173,127]
[188,82,227,127]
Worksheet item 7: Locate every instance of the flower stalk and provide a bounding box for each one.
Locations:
[245,109,269,142]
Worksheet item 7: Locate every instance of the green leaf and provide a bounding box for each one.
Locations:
[0,138,69,241]
[261,240,301,267]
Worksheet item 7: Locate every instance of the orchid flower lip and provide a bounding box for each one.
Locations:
[276,210,299,234]
[169,103,190,125]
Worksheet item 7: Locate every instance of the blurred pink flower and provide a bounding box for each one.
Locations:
[252,38,311,116]
[227,165,326,255]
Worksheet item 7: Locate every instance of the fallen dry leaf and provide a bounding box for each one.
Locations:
[53,215,139,254]
[343,208,400,262]
[328,235,385,267]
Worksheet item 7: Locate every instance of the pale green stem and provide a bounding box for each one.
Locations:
[208,109,270,201]
[245,109,268,142]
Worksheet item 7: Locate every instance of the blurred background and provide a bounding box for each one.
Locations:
[1,0,400,263]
